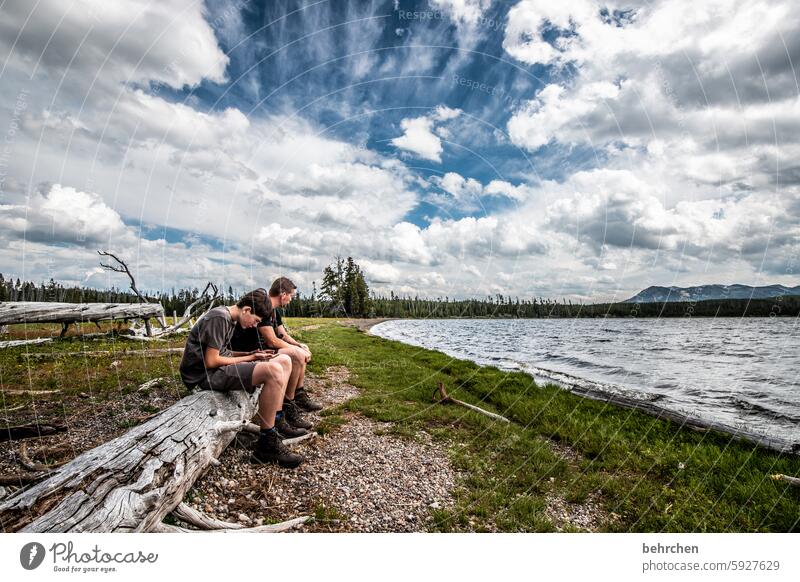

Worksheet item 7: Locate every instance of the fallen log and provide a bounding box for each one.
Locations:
[153,515,311,533]
[21,347,184,361]
[0,302,163,326]
[0,423,67,443]
[0,388,259,532]
[433,382,511,423]
[0,338,54,349]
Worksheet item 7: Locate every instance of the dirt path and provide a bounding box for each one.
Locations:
[184,365,457,532]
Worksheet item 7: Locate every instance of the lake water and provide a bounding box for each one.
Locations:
[371,318,800,446]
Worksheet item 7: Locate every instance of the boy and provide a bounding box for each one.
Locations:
[230,278,322,431]
[179,289,304,468]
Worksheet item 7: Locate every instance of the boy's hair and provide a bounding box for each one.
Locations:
[236,289,273,318]
[269,277,297,297]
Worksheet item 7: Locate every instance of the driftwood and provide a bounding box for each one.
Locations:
[18,442,70,473]
[148,282,220,337]
[153,515,311,533]
[0,388,260,532]
[564,383,800,455]
[433,382,511,423]
[0,302,163,327]
[0,423,67,443]
[166,503,310,532]
[21,347,184,361]
[771,474,800,487]
[0,337,54,349]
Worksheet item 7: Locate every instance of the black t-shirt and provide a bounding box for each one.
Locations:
[229,308,283,352]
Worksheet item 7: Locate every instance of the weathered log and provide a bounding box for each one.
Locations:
[21,347,184,361]
[0,388,259,532]
[154,515,311,533]
[434,383,511,423]
[0,338,54,349]
[0,389,61,397]
[172,502,244,530]
[0,423,67,443]
[0,302,164,326]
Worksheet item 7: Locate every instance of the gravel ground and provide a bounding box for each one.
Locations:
[0,378,184,498]
[543,491,613,532]
[539,437,618,531]
[184,366,458,532]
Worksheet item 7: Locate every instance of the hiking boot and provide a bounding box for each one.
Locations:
[284,398,313,430]
[275,416,309,439]
[294,387,323,412]
[250,430,304,468]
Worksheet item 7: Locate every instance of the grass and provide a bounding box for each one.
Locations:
[2,317,798,532]
[290,319,800,533]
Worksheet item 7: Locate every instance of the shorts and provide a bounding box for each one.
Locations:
[198,362,258,393]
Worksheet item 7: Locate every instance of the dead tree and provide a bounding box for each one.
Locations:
[97,251,219,339]
[0,387,310,532]
[98,250,155,335]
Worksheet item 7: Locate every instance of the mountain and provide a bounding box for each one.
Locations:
[624,284,800,303]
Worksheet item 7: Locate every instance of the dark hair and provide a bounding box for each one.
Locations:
[236,289,273,318]
[269,277,297,297]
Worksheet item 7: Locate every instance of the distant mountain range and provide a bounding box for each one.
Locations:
[625,284,800,303]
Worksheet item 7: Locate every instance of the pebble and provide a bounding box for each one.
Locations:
[185,366,459,533]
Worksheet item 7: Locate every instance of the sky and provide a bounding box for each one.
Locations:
[0,0,798,301]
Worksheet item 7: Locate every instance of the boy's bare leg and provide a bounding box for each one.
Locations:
[252,356,291,428]
[279,347,307,399]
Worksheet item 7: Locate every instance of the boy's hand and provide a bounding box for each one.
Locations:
[251,351,277,361]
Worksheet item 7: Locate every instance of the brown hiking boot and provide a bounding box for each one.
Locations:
[275,416,308,439]
[250,430,304,468]
[284,398,313,430]
[294,387,323,412]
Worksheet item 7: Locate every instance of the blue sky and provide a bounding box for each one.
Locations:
[0,0,798,300]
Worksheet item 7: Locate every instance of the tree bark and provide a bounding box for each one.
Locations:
[0,388,258,532]
[0,302,164,326]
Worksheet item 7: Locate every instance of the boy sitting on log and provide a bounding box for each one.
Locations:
[230,277,322,434]
[179,289,306,469]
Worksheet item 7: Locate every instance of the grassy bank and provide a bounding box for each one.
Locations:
[1,318,798,532]
[293,319,800,532]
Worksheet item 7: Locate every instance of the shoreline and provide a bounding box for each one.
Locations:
[367,319,800,455]
[298,321,800,532]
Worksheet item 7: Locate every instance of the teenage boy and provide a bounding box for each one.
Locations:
[230,277,323,425]
[179,289,305,468]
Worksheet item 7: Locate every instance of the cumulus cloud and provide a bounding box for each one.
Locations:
[391,106,462,162]
[0,0,228,90]
[0,184,129,246]
[504,0,800,186]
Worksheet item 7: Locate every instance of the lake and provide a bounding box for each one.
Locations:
[371,318,800,446]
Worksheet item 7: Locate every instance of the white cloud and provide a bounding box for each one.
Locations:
[0,184,129,245]
[0,0,228,90]
[391,106,463,162]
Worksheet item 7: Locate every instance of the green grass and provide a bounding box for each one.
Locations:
[292,320,800,533]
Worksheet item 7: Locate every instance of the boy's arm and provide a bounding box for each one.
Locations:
[259,325,292,350]
[203,347,272,368]
[276,325,310,353]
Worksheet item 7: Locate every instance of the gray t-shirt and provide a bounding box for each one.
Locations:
[179,306,235,386]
